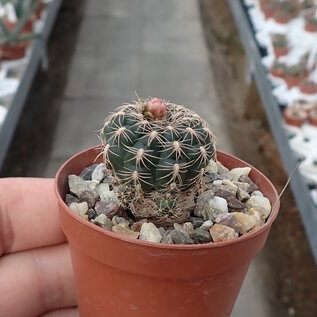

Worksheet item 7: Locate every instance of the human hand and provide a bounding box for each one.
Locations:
[0,178,78,317]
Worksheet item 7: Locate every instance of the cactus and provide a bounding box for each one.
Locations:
[0,0,40,46]
[271,34,287,48]
[101,98,216,224]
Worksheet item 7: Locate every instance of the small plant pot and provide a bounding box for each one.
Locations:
[304,12,317,32]
[55,146,280,317]
[299,81,317,95]
[285,75,302,89]
[305,22,317,32]
[308,108,317,126]
[0,42,29,60]
[263,5,275,19]
[270,67,284,79]
[283,107,308,127]
[273,46,288,58]
[3,19,33,33]
[273,10,295,24]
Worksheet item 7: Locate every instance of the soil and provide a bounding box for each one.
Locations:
[199,1,317,316]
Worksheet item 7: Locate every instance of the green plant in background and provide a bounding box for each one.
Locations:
[101,98,216,224]
[284,63,306,76]
[271,33,287,48]
[275,0,299,18]
[0,0,41,46]
[300,0,315,10]
[305,11,317,25]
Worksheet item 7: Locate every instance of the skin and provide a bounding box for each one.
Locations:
[0,178,78,317]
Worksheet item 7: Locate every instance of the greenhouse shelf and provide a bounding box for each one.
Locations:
[228,0,317,265]
[0,0,62,171]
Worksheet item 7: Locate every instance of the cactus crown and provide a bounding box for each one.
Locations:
[101,98,216,224]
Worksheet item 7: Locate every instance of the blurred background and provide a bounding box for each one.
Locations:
[1,0,317,316]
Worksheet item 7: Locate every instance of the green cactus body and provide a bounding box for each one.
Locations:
[101,98,216,224]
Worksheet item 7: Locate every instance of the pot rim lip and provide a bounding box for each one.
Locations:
[54,146,280,250]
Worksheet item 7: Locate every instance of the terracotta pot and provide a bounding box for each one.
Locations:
[273,46,288,58]
[0,42,28,60]
[273,12,293,24]
[283,107,308,127]
[299,81,317,95]
[308,109,317,126]
[55,146,280,317]
[263,5,275,19]
[285,75,302,89]
[270,67,284,79]
[3,19,33,33]
[305,21,317,32]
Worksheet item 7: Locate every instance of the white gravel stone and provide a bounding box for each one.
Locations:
[233,212,257,234]
[251,190,264,197]
[68,175,98,197]
[194,191,228,221]
[205,160,218,173]
[97,183,118,203]
[246,196,271,220]
[139,223,162,243]
[91,163,108,182]
[229,167,251,182]
[69,202,88,216]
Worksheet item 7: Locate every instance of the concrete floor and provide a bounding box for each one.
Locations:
[2,0,281,315]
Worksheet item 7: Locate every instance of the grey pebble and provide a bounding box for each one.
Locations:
[174,223,189,236]
[79,164,98,180]
[158,227,166,236]
[95,200,123,219]
[200,220,213,230]
[170,230,195,244]
[161,229,174,244]
[68,175,98,198]
[237,188,251,202]
[87,208,97,220]
[91,163,108,183]
[65,194,79,206]
[190,217,205,229]
[92,214,113,230]
[79,190,98,208]
[190,228,212,243]
[112,215,130,227]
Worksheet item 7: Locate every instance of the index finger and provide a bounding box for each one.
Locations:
[0,178,66,255]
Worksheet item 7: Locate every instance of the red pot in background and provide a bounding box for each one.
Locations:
[308,109,317,126]
[285,74,304,89]
[305,22,317,32]
[274,46,288,58]
[273,14,292,24]
[270,67,284,79]
[55,146,280,317]
[299,81,317,95]
[0,42,29,60]
[263,5,275,19]
[283,107,308,127]
[3,18,33,33]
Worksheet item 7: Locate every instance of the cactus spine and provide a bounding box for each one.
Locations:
[101,98,216,224]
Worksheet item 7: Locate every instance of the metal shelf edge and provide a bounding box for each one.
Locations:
[0,0,63,171]
[228,0,317,265]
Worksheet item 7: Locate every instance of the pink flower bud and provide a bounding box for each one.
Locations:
[144,98,167,119]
